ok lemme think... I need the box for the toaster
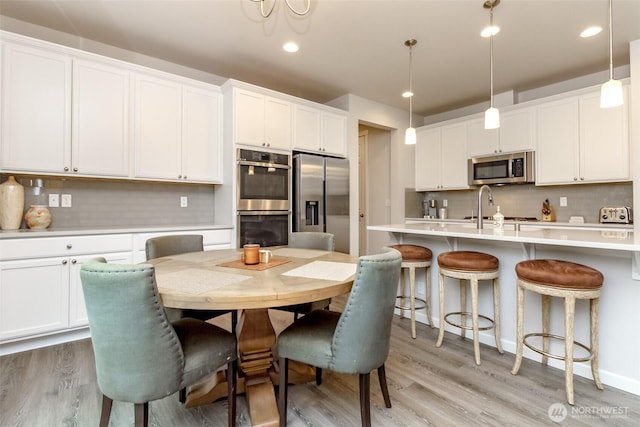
[599,206,632,224]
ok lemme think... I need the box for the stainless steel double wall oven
[236,149,290,247]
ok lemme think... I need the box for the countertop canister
[0,176,25,230]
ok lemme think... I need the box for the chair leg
[436,272,446,347]
[511,281,525,375]
[134,402,148,427]
[542,294,551,366]
[179,387,186,403]
[315,367,323,385]
[409,266,417,339]
[278,357,289,427]
[590,297,604,390]
[425,265,433,328]
[359,373,371,427]
[99,395,113,427]
[471,277,481,365]
[377,364,392,408]
[564,295,576,405]
[227,359,237,427]
[459,279,467,339]
[492,276,504,354]
[231,310,238,335]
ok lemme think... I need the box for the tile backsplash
[4,175,217,229]
[407,182,633,223]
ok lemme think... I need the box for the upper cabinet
[415,122,469,191]
[467,107,535,157]
[232,88,291,151]
[1,42,130,178]
[293,104,347,157]
[134,72,223,183]
[536,86,629,185]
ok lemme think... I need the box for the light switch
[48,194,59,208]
[560,197,567,207]
[180,196,188,207]
[61,194,72,207]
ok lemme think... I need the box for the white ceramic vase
[0,176,25,230]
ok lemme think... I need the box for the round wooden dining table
[149,247,358,427]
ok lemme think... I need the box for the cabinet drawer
[1,234,132,260]
[133,229,232,251]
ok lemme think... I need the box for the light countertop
[369,222,640,252]
[0,224,233,239]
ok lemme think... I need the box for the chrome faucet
[477,185,494,229]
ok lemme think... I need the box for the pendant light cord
[489,5,495,108]
[608,0,614,80]
[409,43,413,128]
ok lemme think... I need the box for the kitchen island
[368,222,640,396]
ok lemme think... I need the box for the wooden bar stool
[511,259,604,405]
[436,251,503,365]
[389,244,433,338]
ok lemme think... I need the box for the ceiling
[1,0,639,116]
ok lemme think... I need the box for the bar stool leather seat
[511,259,604,405]
[389,244,433,338]
[436,251,503,365]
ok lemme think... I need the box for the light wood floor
[2,299,639,426]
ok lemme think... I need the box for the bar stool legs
[397,260,432,338]
[511,267,604,406]
[436,265,503,366]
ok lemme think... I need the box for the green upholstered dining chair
[145,234,237,332]
[80,259,238,427]
[276,232,336,320]
[277,247,402,427]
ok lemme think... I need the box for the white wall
[630,39,640,240]
[327,95,418,255]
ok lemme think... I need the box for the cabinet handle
[178,175,182,179]
[71,259,77,264]
[580,177,584,181]
[62,259,68,265]
[66,244,72,249]
[64,166,69,172]
[574,177,578,181]
[183,175,187,180]
[73,167,78,172]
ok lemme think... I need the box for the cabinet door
[415,128,441,191]
[536,98,579,185]
[499,108,535,154]
[579,89,629,183]
[0,257,69,340]
[1,42,71,173]
[293,105,322,153]
[234,89,265,146]
[265,97,291,150]
[466,117,498,157]
[182,85,223,183]
[69,252,132,328]
[321,112,347,157]
[440,123,469,189]
[72,59,130,177]
[134,73,182,180]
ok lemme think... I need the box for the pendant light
[404,39,417,145]
[483,0,500,129]
[600,0,623,108]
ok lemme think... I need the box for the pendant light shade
[600,0,623,108]
[483,0,500,129]
[404,39,417,145]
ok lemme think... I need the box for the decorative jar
[25,205,52,229]
[0,176,25,230]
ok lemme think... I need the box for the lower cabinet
[0,235,132,341]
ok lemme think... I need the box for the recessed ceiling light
[402,91,413,98]
[283,42,299,53]
[481,25,500,38]
[580,26,602,38]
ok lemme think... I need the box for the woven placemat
[217,257,291,271]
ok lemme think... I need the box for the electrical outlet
[443,199,448,207]
[61,194,72,207]
[180,196,188,208]
[48,194,59,208]
[560,196,568,207]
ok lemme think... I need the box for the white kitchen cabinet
[536,87,629,185]
[1,41,131,178]
[233,88,291,151]
[293,104,347,157]
[132,228,233,263]
[72,59,130,177]
[467,108,535,157]
[1,42,71,173]
[416,122,469,191]
[0,234,132,341]
[134,72,223,183]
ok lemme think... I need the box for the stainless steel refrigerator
[292,153,349,253]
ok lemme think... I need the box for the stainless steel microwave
[468,151,535,185]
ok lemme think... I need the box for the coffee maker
[423,199,438,218]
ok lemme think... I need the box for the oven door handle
[237,160,290,169]
[237,210,292,216]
